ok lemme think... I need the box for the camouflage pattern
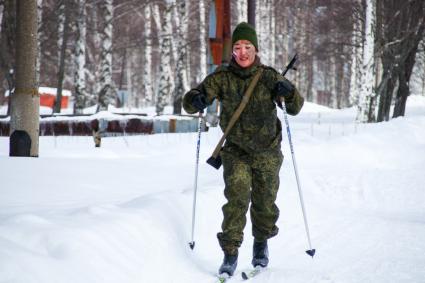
[183,57,304,255]
[183,57,304,154]
[217,145,283,255]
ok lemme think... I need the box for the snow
[1,96,425,283]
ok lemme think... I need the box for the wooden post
[169,118,177,133]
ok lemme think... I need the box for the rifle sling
[211,68,264,158]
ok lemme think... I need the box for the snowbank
[0,97,424,283]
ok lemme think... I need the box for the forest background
[0,0,424,122]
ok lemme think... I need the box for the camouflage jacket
[183,57,304,153]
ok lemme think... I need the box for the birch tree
[257,0,274,66]
[275,3,289,72]
[293,3,305,92]
[85,2,101,106]
[349,1,364,107]
[98,0,116,111]
[357,0,376,122]
[198,0,207,81]
[126,50,135,107]
[57,1,64,63]
[74,0,88,114]
[411,40,425,96]
[143,4,153,106]
[156,2,173,115]
[171,3,179,67]
[237,0,247,24]
[152,3,161,106]
[304,0,315,103]
[173,0,189,114]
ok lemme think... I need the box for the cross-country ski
[241,266,266,280]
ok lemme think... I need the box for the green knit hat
[232,22,258,51]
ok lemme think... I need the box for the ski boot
[252,240,269,268]
[218,252,238,277]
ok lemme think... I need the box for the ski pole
[281,102,316,258]
[280,53,315,257]
[189,111,203,250]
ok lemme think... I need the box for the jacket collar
[228,56,262,79]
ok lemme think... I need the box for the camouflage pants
[217,145,283,255]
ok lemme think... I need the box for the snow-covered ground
[1,97,424,283]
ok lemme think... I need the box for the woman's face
[232,40,257,68]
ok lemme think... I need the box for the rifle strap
[211,68,264,158]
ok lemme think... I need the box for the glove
[274,80,295,99]
[191,92,208,112]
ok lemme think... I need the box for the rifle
[206,54,298,169]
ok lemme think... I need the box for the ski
[216,272,231,283]
[241,266,266,280]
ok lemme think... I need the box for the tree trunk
[90,3,102,105]
[156,3,173,115]
[173,0,189,115]
[57,1,65,62]
[74,0,88,114]
[236,0,247,24]
[376,0,425,120]
[10,0,39,157]
[0,0,16,70]
[357,0,376,122]
[143,4,153,106]
[36,0,43,85]
[257,0,271,65]
[393,69,409,118]
[305,0,314,102]
[53,0,70,114]
[376,71,396,122]
[393,37,423,117]
[375,0,395,122]
[0,0,16,113]
[349,0,363,107]
[336,47,344,109]
[248,0,255,27]
[329,55,337,108]
[393,3,425,118]
[198,0,207,81]
[98,0,115,111]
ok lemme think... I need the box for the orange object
[39,93,69,108]
[209,0,231,65]
[38,87,71,109]
[4,87,72,109]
